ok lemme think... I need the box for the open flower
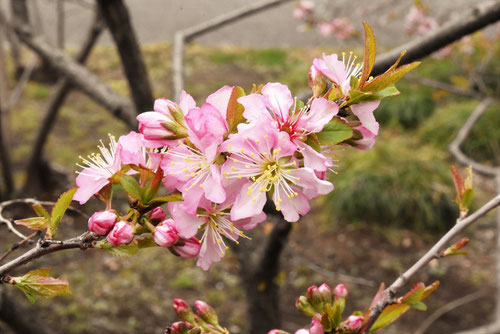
[161,89,231,214]
[238,82,339,171]
[73,134,121,204]
[312,52,362,96]
[222,124,333,222]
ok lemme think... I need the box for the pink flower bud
[306,285,323,309]
[318,283,332,304]
[173,299,194,322]
[154,219,179,247]
[310,318,325,334]
[88,210,117,235]
[107,221,134,246]
[308,65,327,98]
[345,315,364,330]
[194,300,218,325]
[150,207,167,222]
[173,237,201,258]
[170,321,192,334]
[268,330,290,334]
[333,284,348,299]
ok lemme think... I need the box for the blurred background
[0,0,499,333]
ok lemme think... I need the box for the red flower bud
[150,207,167,222]
[173,237,201,258]
[194,300,218,325]
[318,283,332,304]
[345,315,364,330]
[333,283,348,299]
[154,219,179,247]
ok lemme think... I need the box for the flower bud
[154,220,179,247]
[296,295,316,317]
[333,284,348,299]
[107,221,134,246]
[173,237,201,258]
[268,330,290,334]
[188,328,201,334]
[308,64,327,98]
[318,283,332,304]
[150,207,167,223]
[310,318,325,334]
[88,210,117,235]
[194,300,218,326]
[345,315,364,330]
[170,321,191,334]
[173,299,195,323]
[306,285,324,311]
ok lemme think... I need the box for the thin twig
[0,231,97,276]
[0,231,39,263]
[449,98,499,177]
[415,290,485,334]
[361,194,500,333]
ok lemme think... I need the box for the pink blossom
[136,91,195,148]
[117,131,147,166]
[154,219,179,247]
[333,283,348,298]
[345,315,364,330]
[173,237,201,258]
[107,221,134,246]
[317,22,334,37]
[294,318,324,334]
[88,210,117,235]
[161,89,231,214]
[150,207,167,222]
[169,189,266,270]
[351,100,381,136]
[312,52,362,96]
[238,82,338,171]
[73,135,121,204]
[352,125,377,151]
[222,124,333,222]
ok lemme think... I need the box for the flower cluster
[73,23,416,271]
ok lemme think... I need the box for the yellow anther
[237,174,242,179]
[171,162,175,166]
[199,184,204,188]
[252,197,257,202]
[231,167,236,171]
[248,186,253,191]
[233,159,238,163]
[264,135,268,139]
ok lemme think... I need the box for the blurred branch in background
[172,0,294,100]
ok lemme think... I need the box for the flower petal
[350,100,381,135]
[296,141,333,172]
[262,82,294,123]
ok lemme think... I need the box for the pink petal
[298,97,339,132]
[238,94,272,123]
[203,165,226,204]
[296,141,333,172]
[73,171,109,204]
[179,90,196,114]
[169,202,205,239]
[275,188,310,222]
[154,98,176,117]
[230,182,267,221]
[206,86,233,119]
[197,227,224,271]
[350,100,381,135]
[262,82,294,123]
[290,167,334,199]
[319,53,348,85]
[118,132,146,166]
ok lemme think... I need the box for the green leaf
[304,134,321,152]
[359,22,376,90]
[411,302,427,311]
[363,62,420,93]
[400,283,425,305]
[317,117,353,145]
[226,86,246,134]
[461,188,474,212]
[369,304,411,332]
[14,217,49,230]
[143,168,164,204]
[47,188,77,239]
[94,239,139,257]
[120,175,144,201]
[33,204,50,219]
[148,192,183,205]
[11,269,72,303]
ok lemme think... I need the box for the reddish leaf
[359,22,376,90]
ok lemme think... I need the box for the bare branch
[97,0,154,113]
[449,98,499,177]
[415,290,485,334]
[0,9,137,128]
[361,194,500,333]
[372,0,500,76]
[172,0,293,99]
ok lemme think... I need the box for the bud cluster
[168,299,228,334]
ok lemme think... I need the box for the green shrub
[376,84,434,129]
[328,133,457,232]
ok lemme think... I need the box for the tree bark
[97,0,154,114]
[22,11,106,196]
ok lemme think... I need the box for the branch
[361,194,500,333]
[406,74,483,99]
[0,24,13,199]
[172,0,293,99]
[97,0,154,114]
[0,231,97,276]
[449,98,499,177]
[23,9,105,193]
[0,9,137,129]
[372,0,500,76]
